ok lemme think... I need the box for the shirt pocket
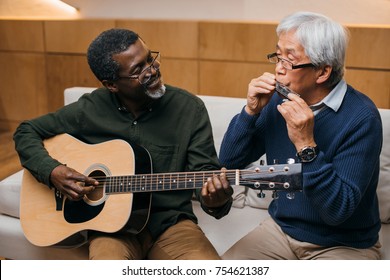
[144,143,180,173]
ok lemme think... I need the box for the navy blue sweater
[219,85,382,248]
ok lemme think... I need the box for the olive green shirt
[14,85,224,238]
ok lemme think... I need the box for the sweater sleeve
[14,118,64,187]
[219,106,265,169]
[302,109,382,226]
[13,103,81,187]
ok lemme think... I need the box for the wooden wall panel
[199,61,275,98]
[345,68,390,109]
[0,19,388,137]
[199,21,278,62]
[346,25,390,69]
[44,20,116,54]
[160,58,198,94]
[0,52,46,127]
[0,120,14,133]
[46,54,101,112]
[116,20,198,59]
[0,20,45,52]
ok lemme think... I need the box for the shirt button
[133,121,137,125]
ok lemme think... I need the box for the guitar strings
[89,170,285,183]
[85,170,290,192]
[89,169,286,180]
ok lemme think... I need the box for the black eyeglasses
[118,51,160,85]
[267,53,315,70]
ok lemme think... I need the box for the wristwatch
[297,146,319,162]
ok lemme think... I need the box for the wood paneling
[160,58,198,94]
[116,20,199,59]
[0,131,21,181]
[46,54,101,112]
[117,20,199,94]
[199,21,278,62]
[0,20,44,52]
[0,19,389,137]
[346,26,390,69]
[0,52,46,123]
[44,20,116,54]
[199,61,275,98]
[345,68,390,109]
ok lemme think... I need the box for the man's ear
[102,80,118,93]
[316,65,332,85]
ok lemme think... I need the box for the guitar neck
[103,170,232,194]
[100,163,302,194]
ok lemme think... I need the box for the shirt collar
[310,79,347,115]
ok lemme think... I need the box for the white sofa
[0,87,389,260]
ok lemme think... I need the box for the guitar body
[20,134,303,248]
[20,134,152,247]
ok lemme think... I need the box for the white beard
[145,84,166,100]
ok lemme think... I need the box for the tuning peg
[272,190,279,199]
[287,158,295,164]
[257,190,266,198]
[286,192,295,200]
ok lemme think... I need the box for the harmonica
[275,81,300,100]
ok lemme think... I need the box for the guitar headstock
[238,163,302,192]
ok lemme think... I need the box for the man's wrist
[244,105,259,116]
[200,197,233,219]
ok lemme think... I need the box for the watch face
[299,146,317,162]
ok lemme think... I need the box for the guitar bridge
[55,189,63,211]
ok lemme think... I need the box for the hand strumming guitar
[50,165,99,201]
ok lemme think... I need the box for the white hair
[277,12,349,88]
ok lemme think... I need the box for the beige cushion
[64,87,97,105]
[0,170,23,218]
[194,95,247,209]
[231,185,246,208]
[378,109,390,223]
[198,95,246,154]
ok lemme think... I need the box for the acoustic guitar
[20,134,302,247]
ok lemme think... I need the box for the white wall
[1,0,390,25]
[0,0,79,19]
[64,0,390,25]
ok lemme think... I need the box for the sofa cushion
[64,87,97,105]
[193,95,248,209]
[0,170,23,218]
[231,185,246,208]
[198,95,246,155]
[378,109,390,223]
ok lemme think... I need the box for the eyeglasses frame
[117,51,161,85]
[267,52,315,70]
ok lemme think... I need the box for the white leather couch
[0,87,389,259]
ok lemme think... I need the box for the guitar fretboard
[102,171,235,193]
[93,166,300,194]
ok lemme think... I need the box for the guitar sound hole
[63,170,106,224]
[85,170,106,203]
[64,196,104,224]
